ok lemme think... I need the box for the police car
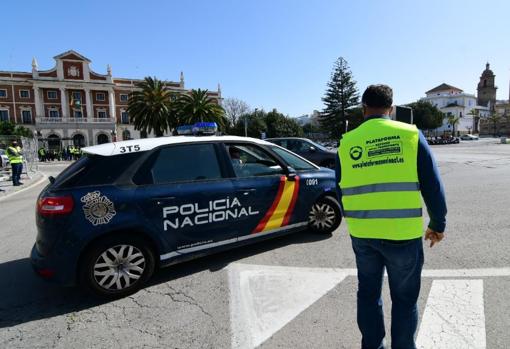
[31,136,342,297]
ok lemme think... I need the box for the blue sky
[2,0,509,117]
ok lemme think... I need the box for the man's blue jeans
[351,236,424,349]
[11,163,22,185]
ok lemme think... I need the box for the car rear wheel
[308,196,342,234]
[79,235,155,298]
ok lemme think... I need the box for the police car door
[134,143,236,254]
[225,143,296,239]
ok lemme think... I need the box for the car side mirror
[286,166,297,181]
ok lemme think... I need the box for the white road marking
[416,279,486,349]
[229,263,348,349]
[228,264,509,349]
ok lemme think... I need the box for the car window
[56,153,141,188]
[270,146,318,171]
[150,143,222,184]
[226,143,283,177]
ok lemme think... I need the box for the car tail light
[37,196,74,216]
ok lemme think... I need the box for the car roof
[266,137,310,141]
[82,136,273,156]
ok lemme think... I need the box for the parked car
[31,136,342,297]
[265,137,337,168]
[0,149,9,168]
[460,134,479,141]
[426,136,459,145]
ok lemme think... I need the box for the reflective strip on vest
[344,208,422,219]
[341,182,420,196]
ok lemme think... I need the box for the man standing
[336,85,447,349]
[6,140,23,186]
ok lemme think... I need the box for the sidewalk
[0,170,45,199]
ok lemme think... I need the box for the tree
[264,109,304,138]
[176,89,226,130]
[230,111,267,138]
[486,112,502,137]
[127,76,176,137]
[320,57,359,139]
[345,107,364,131]
[447,114,460,136]
[223,98,250,128]
[0,121,33,138]
[406,101,444,131]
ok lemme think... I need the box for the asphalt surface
[0,139,509,348]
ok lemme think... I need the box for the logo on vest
[349,146,363,160]
[81,191,116,226]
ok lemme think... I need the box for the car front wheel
[308,196,342,234]
[79,235,155,298]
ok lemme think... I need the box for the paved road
[0,139,509,348]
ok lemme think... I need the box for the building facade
[0,50,221,148]
[422,83,489,134]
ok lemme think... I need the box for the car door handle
[151,196,176,204]
[236,188,256,195]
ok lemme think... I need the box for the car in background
[460,134,479,141]
[0,149,9,168]
[265,137,337,168]
[31,136,342,297]
[426,136,460,145]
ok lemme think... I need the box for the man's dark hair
[362,84,393,108]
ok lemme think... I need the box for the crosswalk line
[228,263,348,349]
[416,279,486,349]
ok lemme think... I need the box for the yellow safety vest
[7,146,23,164]
[338,118,423,240]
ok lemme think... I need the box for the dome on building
[481,63,494,77]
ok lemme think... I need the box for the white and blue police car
[31,136,342,297]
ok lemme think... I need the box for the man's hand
[424,228,444,248]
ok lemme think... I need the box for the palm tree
[176,89,226,129]
[486,112,502,137]
[447,114,460,136]
[127,77,177,137]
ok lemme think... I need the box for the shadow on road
[0,229,331,328]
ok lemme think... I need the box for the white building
[421,83,489,134]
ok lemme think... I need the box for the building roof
[425,83,463,94]
[53,50,91,62]
[83,136,271,156]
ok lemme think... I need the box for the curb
[0,173,47,202]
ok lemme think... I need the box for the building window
[97,110,107,118]
[20,90,30,98]
[96,92,106,101]
[0,89,7,98]
[22,110,32,124]
[49,109,59,118]
[120,94,129,102]
[122,129,131,140]
[74,110,83,118]
[72,91,82,101]
[0,109,8,121]
[121,111,129,124]
[47,91,58,99]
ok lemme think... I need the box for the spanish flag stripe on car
[253,176,300,233]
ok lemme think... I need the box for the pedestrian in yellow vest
[336,85,447,349]
[6,140,23,186]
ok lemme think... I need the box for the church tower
[477,63,497,110]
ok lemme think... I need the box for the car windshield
[306,139,330,152]
[270,145,317,171]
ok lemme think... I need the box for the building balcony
[36,116,116,124]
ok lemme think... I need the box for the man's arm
[417,132,447,233]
